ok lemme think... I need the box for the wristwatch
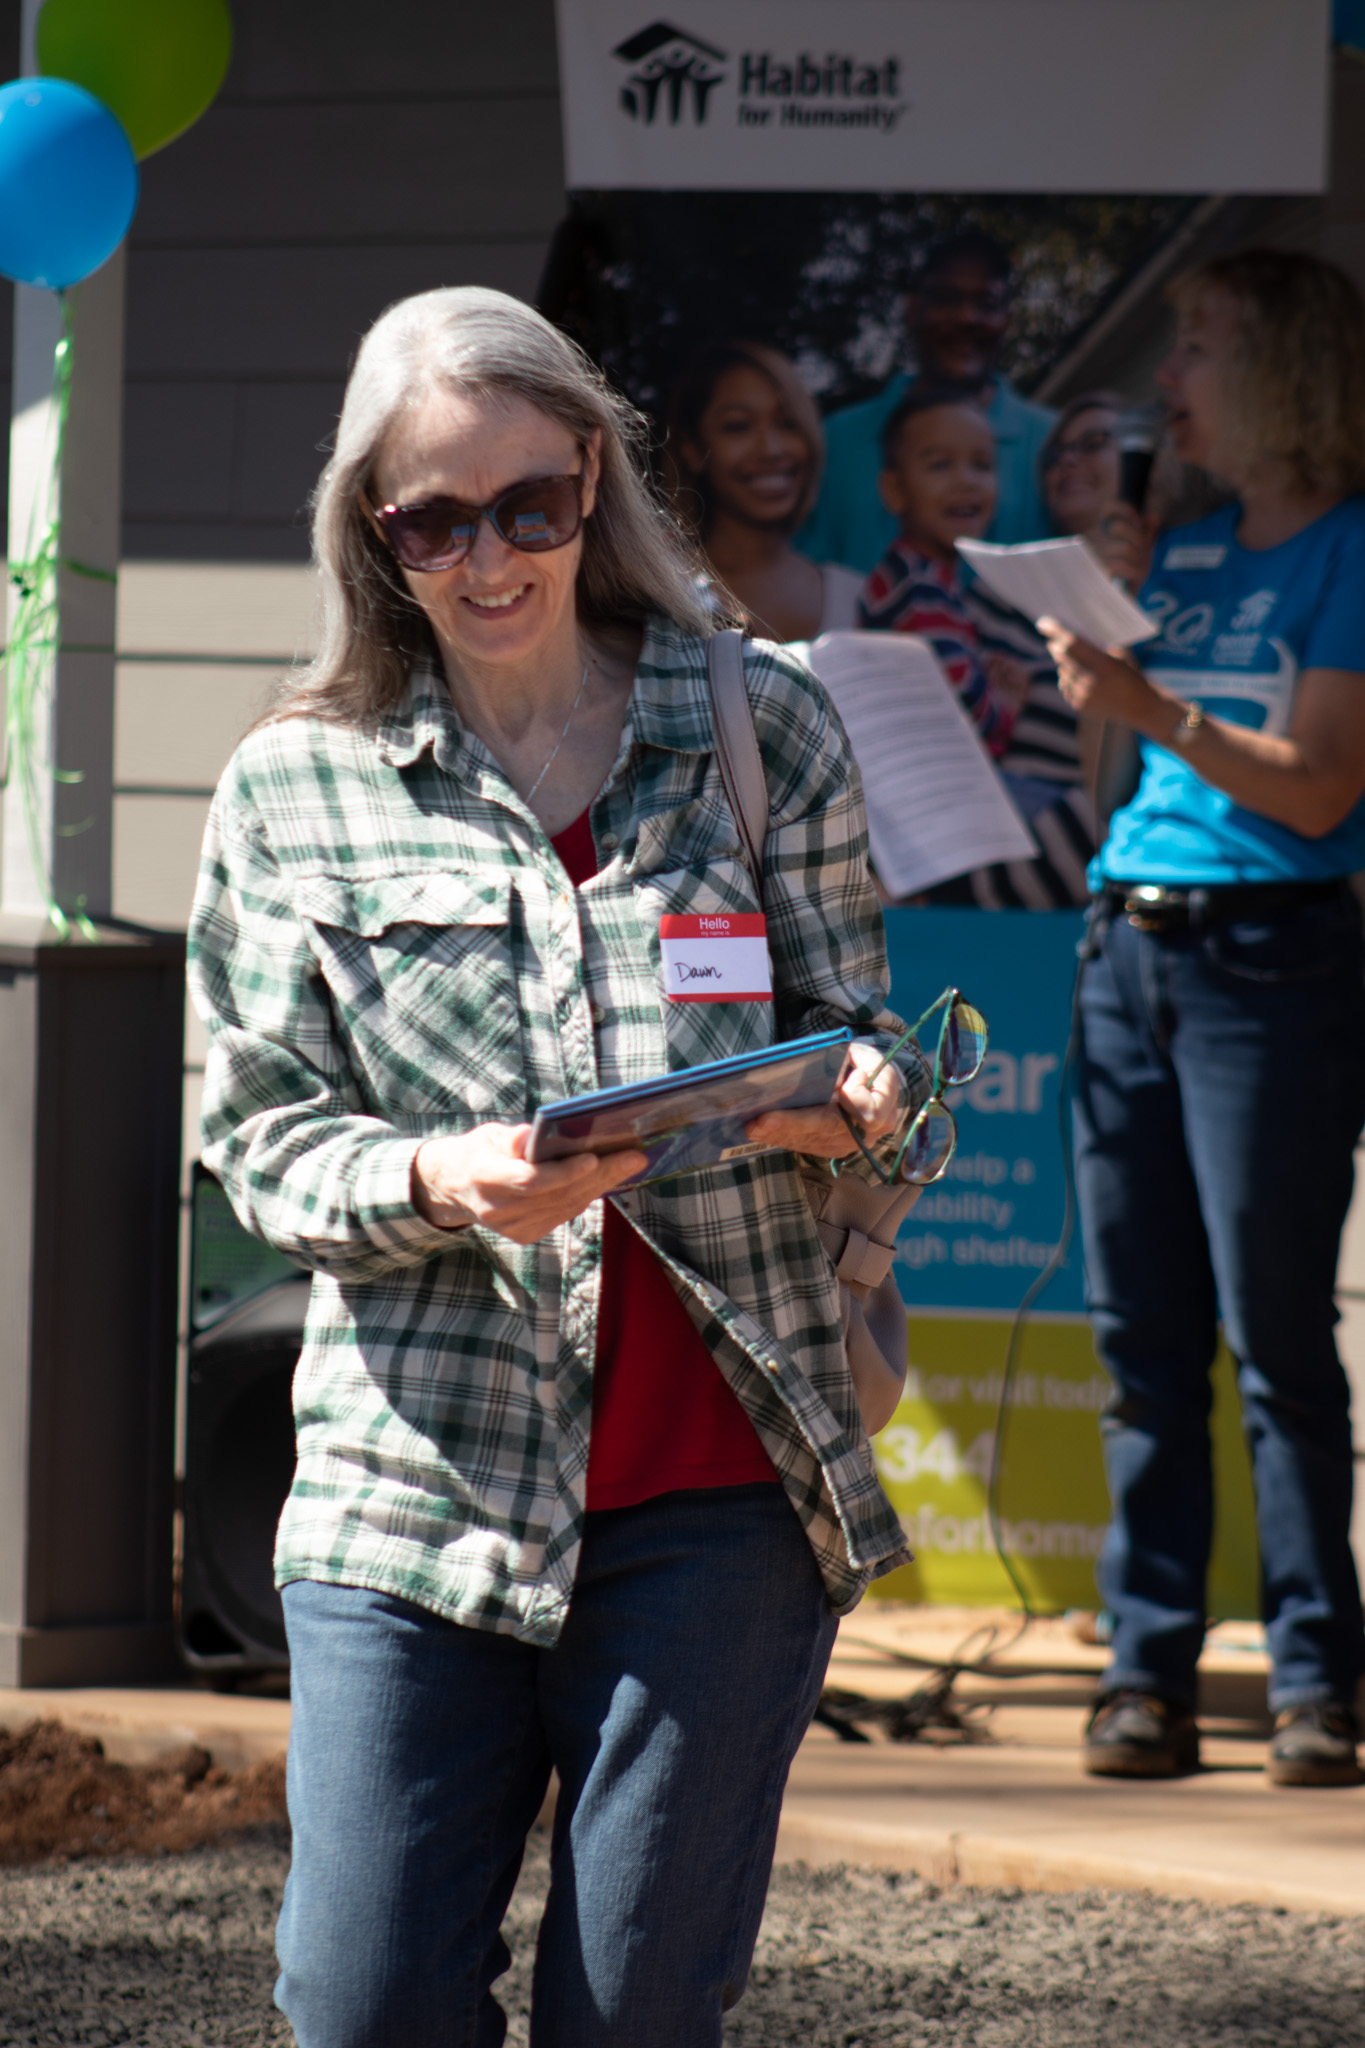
[1169,701,1206,750]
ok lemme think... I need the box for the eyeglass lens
[938,998,988,1088]
[901,1099,958,1184]
[1045,428,1116,469]
[381,475,583,572]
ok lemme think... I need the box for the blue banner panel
[882,907,1087,1314]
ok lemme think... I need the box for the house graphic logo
[613,21,727,125]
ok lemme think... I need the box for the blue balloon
[0,77,138,290]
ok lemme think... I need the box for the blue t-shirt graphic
[1099,497,1365,885]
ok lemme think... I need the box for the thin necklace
[523,662,589,807]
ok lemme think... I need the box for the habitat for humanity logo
[611,21,903,135]
[738,47,903,130]
[613,22,726,125]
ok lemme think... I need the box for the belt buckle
[1124,885,1171,932]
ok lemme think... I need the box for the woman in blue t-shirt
[1041,249,1365,1788]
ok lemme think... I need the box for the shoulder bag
[705,628,921,1437]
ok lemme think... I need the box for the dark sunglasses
[834,987,989,1187]
[369,469,586,573]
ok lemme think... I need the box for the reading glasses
[835,986,988,1187]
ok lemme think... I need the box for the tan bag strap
[705,625,913,1441]
[705,629,769,883]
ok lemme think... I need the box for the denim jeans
[1073,887,1365,1714]
[275,1483,836,2048]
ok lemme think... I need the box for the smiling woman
[666,339,862,641]
[185,285,930,2048]
[362,391,623,831]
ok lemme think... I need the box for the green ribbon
[3,292,115,942]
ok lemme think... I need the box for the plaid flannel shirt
[188,614,915,1644]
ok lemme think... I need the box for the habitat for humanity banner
[555,0,1327,194]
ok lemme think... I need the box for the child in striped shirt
[858,388,1096,904]
[857,389,1030,755]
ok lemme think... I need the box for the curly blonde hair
[274,287,715,726]
[1170,249,1365,497]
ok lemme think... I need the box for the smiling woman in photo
[667,339,862,642]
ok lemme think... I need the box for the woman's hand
[744,1041,904,1161]
[1085,501,1155,592]
[1040,620,1365,838]
[1038,619,1179,738]
[413,1124,647,1244]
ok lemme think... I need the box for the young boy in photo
[858,389,1031,755]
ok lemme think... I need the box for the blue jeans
[275,1484,836,2048]
[1073,888,1365,1714]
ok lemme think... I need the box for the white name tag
[1164,544,1227,570]
[659,913,773,1002]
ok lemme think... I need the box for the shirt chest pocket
[291,870,525,1123]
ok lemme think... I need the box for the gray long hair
[276,287,716,724]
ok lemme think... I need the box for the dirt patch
[0,1720,287,1867]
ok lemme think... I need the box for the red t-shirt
[550,809,777,1511]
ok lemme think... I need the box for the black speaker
[179,1167,308,1680]
[180,1273,309,1675]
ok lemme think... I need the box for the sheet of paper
[957,536,1157,646]
[805,632,1036,899]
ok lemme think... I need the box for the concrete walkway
[3,1606,1363,1915]
[783,1606,1365,1915]
[0,1679,289,1772]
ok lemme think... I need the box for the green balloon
[37,0,232,160]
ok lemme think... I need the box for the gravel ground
[3,1829,1365,2046]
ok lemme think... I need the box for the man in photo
[799,229,1055,574]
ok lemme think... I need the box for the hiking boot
[1267,1703,1361,1787]
[1082,1690,1200,1778]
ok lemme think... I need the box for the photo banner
[555,0,1328,195]
[545,0,1316,1613]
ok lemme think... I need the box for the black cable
[819,904,1110,1740]
[982,909,1097,1639]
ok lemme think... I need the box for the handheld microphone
[1118,406,1160,513]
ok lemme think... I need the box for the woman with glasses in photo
[1040,392,1124,540]
[1040,249,1365,1789]
[1041,390,1231,586]
[187,285,933,2048]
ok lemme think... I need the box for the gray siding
[122,0,565,561]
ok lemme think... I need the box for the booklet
[526,1028,853,1189]
[956,536,1157,646]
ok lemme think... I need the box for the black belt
[1097,878,1345,932]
